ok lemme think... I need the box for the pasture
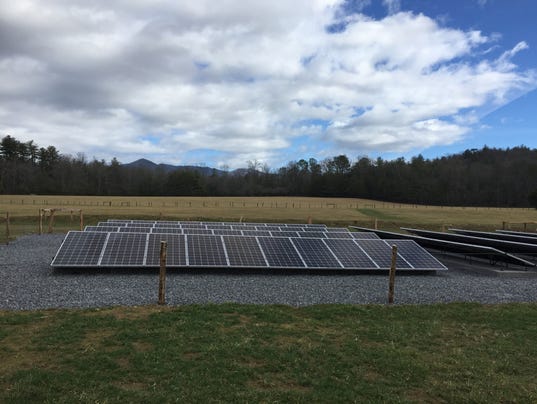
[1,195,536,242]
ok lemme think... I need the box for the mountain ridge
[122,158,247,176]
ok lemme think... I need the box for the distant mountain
[122,158,245,176]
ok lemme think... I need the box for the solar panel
[52,221,448,271]
[119,226,152,233]
[357,240,412,269]
[207,224,232,230]
[324,232,353,239]
[98,221,127,227]
[257,237,305,268]
[232,225,257,231]
[182,228,213,235]
[393,240,447,270]
[241,230,271,237]
[262,226,282,231]
[298,231,326,238]
[187,235,228,266]
[125,222,154,227]
[351,226,532,268]
[152,227,183,234]
[213,229,243,236]
[100,233,147,266]
[351,232,380,239]
[291,238,342,268]
[146,234,186,266]
[51,231,108,266]
[85,225,119,232]
[270,231,299,238]
[324,227,350,232]
[323,239,377,268]
[223,236,268,267]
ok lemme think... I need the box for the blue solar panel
[146,234,186,266]
[51,231,108,267]
[100,233,147,266]
[323,239,377,268]
[187,235,228,266]
[223,236,267,267]
[291,238,342,268]
[257,237,305,268]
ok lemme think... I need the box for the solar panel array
[51,219,446,271]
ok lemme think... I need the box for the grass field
[1,195,536,242]
[1,303,537,402]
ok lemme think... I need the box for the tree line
[1,134,537,207]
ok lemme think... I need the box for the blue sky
[0,0,535,169]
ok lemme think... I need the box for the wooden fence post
[374,218,378,230]
[48,209,55,233]
[5,212,10,244]
[158,241,167,305]
[39,209,43,235]
[79,210,84,231]
[388,245,398,304]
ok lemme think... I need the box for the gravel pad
[1,234,537,310]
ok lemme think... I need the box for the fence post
[39,209,43,235]
[388,245,398,304]
[79,210,84,231]
[5,212,10,244]
[158,241,167,305]
[374,218,378,230]
[48,209,56,233]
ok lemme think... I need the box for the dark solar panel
[182,228,214,235]
[324,227,350,232]
[85,225,119,232]
[262,226,282,231]
[298,231,326,238]
[146,234,186,266]
[231,225,257,231]
[323,239,377,268]
[119,226,152,233]
[98,221,126,227]
[241,230,271,237]
[213,229,243,236]
[291,238,342,268]
[206,224,232,230]
[357,240,412,269]
[257,237,305,268]
[100,233,147,266]
[51,231,108,267]
[52,221,447,271]
[324,232,352,239]
[393,240,446,270]
[271,231,299,238]
[152,227,184,234]
[351,232,380,239]
[223,236,267,267]
[126,222,154,227]
[187,235,228,266]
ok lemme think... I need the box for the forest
[1,134,537,207]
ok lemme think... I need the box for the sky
[0,0,535,169]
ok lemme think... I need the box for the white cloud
[0,0,534,168]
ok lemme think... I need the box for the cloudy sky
[1,0,535,168]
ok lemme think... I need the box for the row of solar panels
[352,227,536,267]
[86,225,375,239]
[106,219,328,229]
[100,220,345,233]
[51,231,447,270]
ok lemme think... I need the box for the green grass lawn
[2,303,537,403]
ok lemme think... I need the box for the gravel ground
[1,234,537,310]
